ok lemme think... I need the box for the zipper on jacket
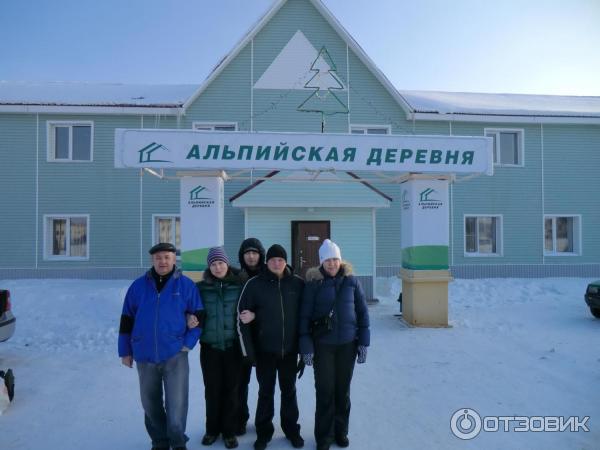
[155,292,160,362]
[218,281,224,350]
[279,278,285,357]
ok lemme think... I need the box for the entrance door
[291,221,330,279]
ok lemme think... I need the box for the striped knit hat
[207,247,229,266]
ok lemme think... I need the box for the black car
[584,281,600,319]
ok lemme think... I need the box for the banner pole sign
[400,177,449,270]
[116,129,493,176]
[180,177,224,273]
[400,175,452,327]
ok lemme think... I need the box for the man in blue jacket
[119,242,204,450]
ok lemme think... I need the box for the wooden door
[291,221,330,278]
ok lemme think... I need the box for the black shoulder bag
[310,277,344,338]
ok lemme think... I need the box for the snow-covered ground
[0,277,598,450]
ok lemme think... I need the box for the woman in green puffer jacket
[194,247,244,449]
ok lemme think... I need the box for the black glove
[302,353,314,366]
[296,357,305,379]
[357,346,367,364]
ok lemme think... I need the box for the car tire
[590,307,600,319]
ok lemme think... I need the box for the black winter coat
[237,266,304,362]
[299,263,370,355]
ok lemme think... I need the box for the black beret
[149,242,177,255]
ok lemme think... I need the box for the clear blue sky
[1,0,599,96]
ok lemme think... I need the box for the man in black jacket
[237,244,305,450]
[236,237,266,436]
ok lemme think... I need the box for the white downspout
[346,44,350,132]
[449,120,454,268]
[251,39,254,132]
[35,113,39,268]
[372,208,377,300]
[140,115,144,268]
[541,122,545,265]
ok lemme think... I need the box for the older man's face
[152,251,176,276]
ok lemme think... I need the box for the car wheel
[590,307,600,319]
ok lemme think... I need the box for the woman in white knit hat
[298,239,370,450]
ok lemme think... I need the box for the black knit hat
[266,244,287,262]
[149,242,176,255]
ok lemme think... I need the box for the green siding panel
[0,115,37,267]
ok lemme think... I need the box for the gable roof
[182,0,413,115]
[230,170,391,208]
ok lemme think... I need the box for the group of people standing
[118,237,371,450]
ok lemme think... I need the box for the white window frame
[543,214,581,256]
[152,214,181,259]
[349,124,391,134]
[43,214,90,261]
[192,122,238,131]
[484,128,524,167]
[464,214,503,257]
[47,121,94,162]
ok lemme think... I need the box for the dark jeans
[137,351,190,449]
[313,341,356,446]
[238,362,253,427]
[200,343,242,437]
[255,352,300,440]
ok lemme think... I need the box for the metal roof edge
[409,112,600,125]
[0,104,183,115]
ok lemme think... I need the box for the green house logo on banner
[137,142,173,164]
[189,185,211,201]
[419,188,439,202]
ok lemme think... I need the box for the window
[484,128,524,166]
[464,215,502,256]
[350,125,390,135]
[47,121,93,161]
[544,215,581,255]
[193,122,237,131]
[44,215,89,260]
[153,215,181,257]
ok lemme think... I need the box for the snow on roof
[400,90,600,118]
[0,81,198,107]
[1,83,600,118]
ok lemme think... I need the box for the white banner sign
[180,177,224,272]
[400,178,449,270]
[115,129,493,175]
